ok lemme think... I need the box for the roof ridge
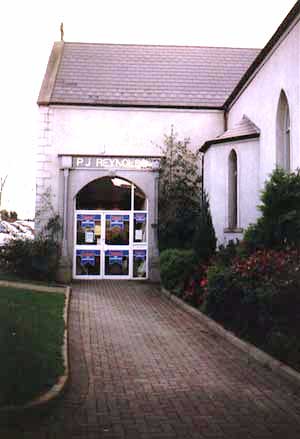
[61,40,260,51]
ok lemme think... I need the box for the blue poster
[81,255,95,266]
[110,216,124,231]
[77,214,101,228]
[106,250,128,265]
[77,250,100,258]
[134,213,146,223]
[134,250,147,260]
[77,250,100,266]
[81,220,95,228]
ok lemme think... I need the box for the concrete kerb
[160,287,300,389]
[0,281,71,422]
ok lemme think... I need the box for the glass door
[74,177,149,280]
[103,213,131,278]
[74,213,102,278]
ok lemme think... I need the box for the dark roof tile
[39,42,259,108]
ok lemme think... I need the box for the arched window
[276,90,291,171]
[228,149,238,229]
[76,176,146,210]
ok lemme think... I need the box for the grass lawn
[0,286,65,407]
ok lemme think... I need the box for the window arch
[276,90,291,171]
[76,176,147,211]
[228,149,238,229]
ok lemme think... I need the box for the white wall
[228,18,300,188]
[203,16,300,244]
[36,105,224,215]
[52,105,224,156]
[204,139,260,244]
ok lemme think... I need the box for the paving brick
[2,280,300,438]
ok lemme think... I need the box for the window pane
[133,250,147,278]
[76,177,131,210]
[105,250,129,275]
[105,215,129,245]
[134,213,147,242]
[134,186,146,210]
[76,214,101,245]
[76,250,100,275]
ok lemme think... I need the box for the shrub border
[161,287,300,389]
[0,281,71,421]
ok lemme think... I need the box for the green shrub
[202,246,300,344]
[214,239,240,267]
[160,248,197,292]
[244,168,300,250]
[265,331,300,366]
[192,191,217,261]
[0,237,61,281]
[158,129,204,252]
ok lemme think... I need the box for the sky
[0,0,297,219]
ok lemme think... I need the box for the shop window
[105,250,129,275]
[276,90,291,171]
[134,186,146,210]
[105,214,130,245]
[134,213,147,242]
[76,250,100,276]
[133,250,147,278]
[76,214,101,245]
[228,149,238,229]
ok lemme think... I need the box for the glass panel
[105,250,129,276]
[77,214,101,245]
[134,213,147,242]
[133,250,147,278]
[76,177,131,210]
[134,186,146,210]
[76,250,100,276]
[105,215,129,245]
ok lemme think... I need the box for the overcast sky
[0,0,296,219]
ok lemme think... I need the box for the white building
[36,1,300,282]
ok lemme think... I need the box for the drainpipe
[224,106,228,132]
[60,156,72,258]
[62,168,69,257]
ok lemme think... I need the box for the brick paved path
[2,280,300,438]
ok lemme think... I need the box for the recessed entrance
[74,177,148,279]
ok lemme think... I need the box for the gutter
[200,132,260,154]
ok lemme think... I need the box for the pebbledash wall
[36,105,224,282]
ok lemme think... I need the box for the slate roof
[38,42,259,108]
[200,115,260,152]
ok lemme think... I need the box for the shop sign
[73,156,160,171]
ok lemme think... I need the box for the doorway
[73,177,148,279]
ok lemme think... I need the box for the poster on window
[76,249,101,276]
[77,250,100,265]
[107,250,128,265]
[134,250,147,260]
[134,213,146,223]
[109,215,124,232]
[133,250,147,278]
[81,219,95,228]
[85,231,94,243]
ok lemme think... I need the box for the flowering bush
[200,247,300,369]
[232,247,300,283]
